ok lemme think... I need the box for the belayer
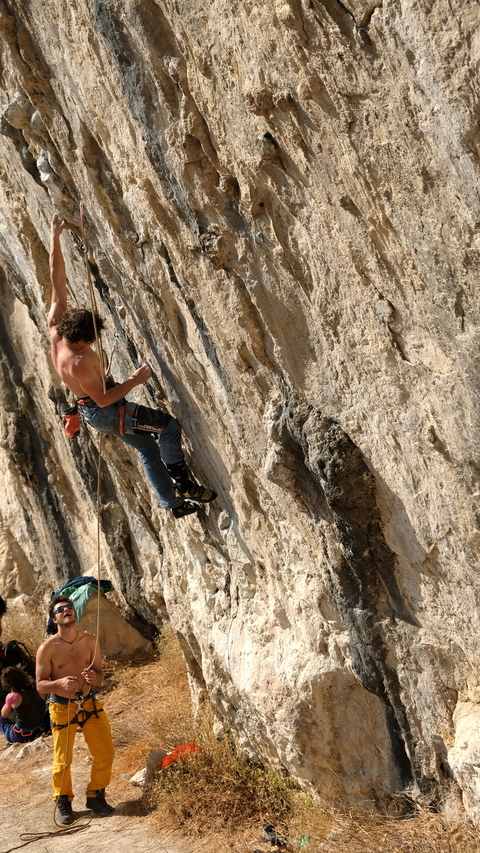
[48,213,216,518]
[36,596,115,823]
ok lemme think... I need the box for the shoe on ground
[178,483,217,503]
[171,500,198,519]
[86,788,115,817]
[56,795,74,825]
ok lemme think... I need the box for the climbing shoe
[178,484,217,503]
[56,795,74,825]
[86,788,115,817]
[171,500,198,519]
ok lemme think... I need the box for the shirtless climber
[47,213,216,518]
[36,596,115,824]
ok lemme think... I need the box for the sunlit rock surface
[0,0,479,815]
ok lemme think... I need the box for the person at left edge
[0,667,47,743]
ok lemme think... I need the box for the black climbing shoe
[171,500,198,519]
[166,460,192,493]
[178,484,217,503]
[56,795,74,825]
[86,788,115,817]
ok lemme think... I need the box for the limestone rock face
[0,0,479,815]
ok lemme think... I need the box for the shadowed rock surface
[0,0,479,817]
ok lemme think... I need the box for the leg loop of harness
[132,405,171,436]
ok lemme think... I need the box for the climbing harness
[49,690,102,732]
[11,722,46,739]
[74,689,84,716]
[75,396,168,438]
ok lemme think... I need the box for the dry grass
[283,798,480,852]
[150,716,297,835]
[1,606,47,654]
[101,629,194,807]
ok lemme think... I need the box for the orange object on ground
[161,743,201,769]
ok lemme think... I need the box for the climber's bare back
[50,331,103,399]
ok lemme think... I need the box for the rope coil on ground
[0,822,91,853]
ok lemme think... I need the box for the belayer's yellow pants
[49,698,115,800]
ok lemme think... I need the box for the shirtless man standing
[48,213,216,518]
[36,596,115,824]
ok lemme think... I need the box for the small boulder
[78,595,150,658]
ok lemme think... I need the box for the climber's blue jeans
[79,402,184,510]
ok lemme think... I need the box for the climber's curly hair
[56,308,105,344]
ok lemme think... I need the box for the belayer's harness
[49,689,102,730]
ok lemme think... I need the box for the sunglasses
[54,604,74,614]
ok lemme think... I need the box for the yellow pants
[50,698,115,801]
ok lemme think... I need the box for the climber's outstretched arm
[48,213,68,331]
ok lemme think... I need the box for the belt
[76,396,96,408]
[48,691,93,705]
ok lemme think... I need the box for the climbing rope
[79,202,107,397]
[2,696,92,851]
[48,204,105,834]
[79,202,106,668]
[5,207,111,850]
